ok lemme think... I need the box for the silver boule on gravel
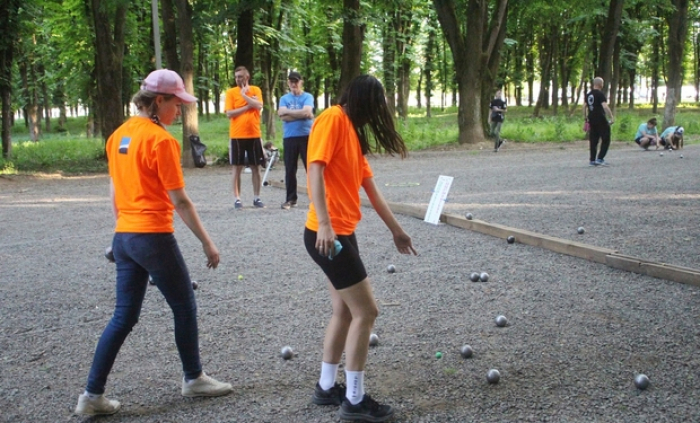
[460,344,473,358]
[465,213,473,220]
[470,272,480,282]
[191,280,198,290]
[487,369,501,384]
[495,315,508,327]
[479,272,489,282]
[280,346,294,360]
[387,264,396,274]
[577,227,585,234]
[634,374,650,390]
[369,333,379,347]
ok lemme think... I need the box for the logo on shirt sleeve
[119,136,131,154]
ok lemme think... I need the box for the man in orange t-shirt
[225,66,265,209]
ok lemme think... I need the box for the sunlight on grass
[3,103,698,174]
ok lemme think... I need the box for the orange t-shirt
[305,105,373,235]
[225,85,263,139]
[106,117,185,233]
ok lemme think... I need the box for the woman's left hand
[393,231,417,255]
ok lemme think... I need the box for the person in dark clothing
[584,77,614,166]
[489,89,507,152]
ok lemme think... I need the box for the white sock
[345,370,365,405]
[83,390,100,400]
[319,362,340,390]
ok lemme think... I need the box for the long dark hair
[339,75,408,158]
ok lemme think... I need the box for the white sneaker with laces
[74,393,121,415]
[181,372,233,397]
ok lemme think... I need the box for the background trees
[1,0,699,162]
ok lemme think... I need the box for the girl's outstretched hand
[393,231,417,255]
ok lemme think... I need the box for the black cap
[288,71,302,81]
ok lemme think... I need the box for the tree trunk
[424,9,437,118]
[235,9,254,71]
[175,0,198,168]
[337,0,363,100]
[90,0,127,143]
[434,0,508,144]
[161,0,181,71]
[596,0,624,92]
[382,16,396,116]
[0,0,20,158]
[663,0,689,129]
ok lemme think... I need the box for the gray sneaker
[182,372,233,397]
[234,199,243,209]
[75,393,121,416]
[253,199,265,208]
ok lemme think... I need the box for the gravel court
[0,143,698,422]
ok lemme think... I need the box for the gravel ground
[0,141,699,423]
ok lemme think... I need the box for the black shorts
[229,138,265,166]
[304,227,367,290]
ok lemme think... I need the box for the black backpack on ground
[189,135,207,168]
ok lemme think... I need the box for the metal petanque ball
[634,374,650,390]
[680,154,684,158]
[280,346,294,360]
[660,152,664,156]
[148,275,156,285]
[369,333,379,347]
[487,369,501,384]
[469,272,480,282]
[263,181,269,186]
[495,315,508,327]
[577,227,585,235]
[479,272,489,282]
[465,213,473,220]
[387,264,396,274]
[507,236,515,244]
[191,281,198,290]
[460,345,473,358]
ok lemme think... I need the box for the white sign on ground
[424,175,454,225]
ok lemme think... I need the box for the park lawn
[2,104,699,175]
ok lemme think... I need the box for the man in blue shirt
[278,71,314,209]
[634,118,659,150]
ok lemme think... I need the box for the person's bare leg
[233,165,243,198]
[335,278,378,371]
[251,165,261,197]
[323,281,352,364]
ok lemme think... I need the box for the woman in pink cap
[74,69,232,416]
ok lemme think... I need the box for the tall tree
[176,0,198,168]
[433,0,509,144]
[89,0,127,142]
[337,0,363,99]
[0,0,20,158]
[596,0,625,92]
[663,0,690,128]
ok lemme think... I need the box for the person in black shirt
[489,89,507,152]
[584,77,614,166]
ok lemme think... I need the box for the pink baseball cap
[141,69,198,103]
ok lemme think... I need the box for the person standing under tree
[278,71,314,210]
[489,89,507,152]
[74,69,232,416]
[304,75,417,422]
[584,77,614,166]
[225,66,265,209]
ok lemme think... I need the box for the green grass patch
[3,103,698,175]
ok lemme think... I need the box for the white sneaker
[181,372,233,397]
[74,393,121,415]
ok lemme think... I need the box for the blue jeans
[85,233,201,394]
